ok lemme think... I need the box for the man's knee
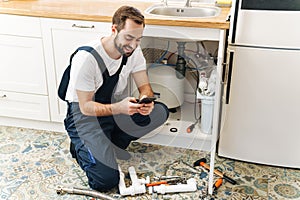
[86,165,120,191]
[153,102,169,121]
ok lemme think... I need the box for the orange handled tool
[193,158,237,185]
[146,181,168,187]
[186,121,198,133]
[213,178,223,190]
[186,123,195,133]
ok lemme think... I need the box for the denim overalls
[62,46,169,191]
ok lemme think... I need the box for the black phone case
[138,97,156,104]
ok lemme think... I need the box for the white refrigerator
[218,0,300,168]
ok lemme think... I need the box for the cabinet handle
[0,94,7,98]
[72,24,95,29]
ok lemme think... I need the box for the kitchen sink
[145,4,221,18]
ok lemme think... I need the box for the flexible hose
[56,186,115,200]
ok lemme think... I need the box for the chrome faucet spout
[185,0,192,7]
[162,0,168,6]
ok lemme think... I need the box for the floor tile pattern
[0,126,299,200]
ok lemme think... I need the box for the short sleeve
[73,52,100,92]
[131,46,147,73]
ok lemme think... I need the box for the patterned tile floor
[0,125,299,200]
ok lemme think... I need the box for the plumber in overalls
[63,6,169,192]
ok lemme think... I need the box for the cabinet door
[0,14,41,37]
[42,18,111,122]
[0,90,50,121]
[0,35,47,95]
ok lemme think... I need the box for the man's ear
[112,24,118,35]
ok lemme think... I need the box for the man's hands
[137,97,154,116]
[113,96,154,116]
[77,89,154,116]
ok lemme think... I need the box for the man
[63,6,169,192]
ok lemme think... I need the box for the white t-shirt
[65,39,146,102]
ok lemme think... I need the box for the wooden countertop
[0,0,230,29]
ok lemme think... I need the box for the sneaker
[114,148,132,160]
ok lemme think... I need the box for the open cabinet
[0,14,227,194]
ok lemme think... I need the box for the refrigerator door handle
[225,51,234,104]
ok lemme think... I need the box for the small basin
[145,4,221,18]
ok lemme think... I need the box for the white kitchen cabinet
[41,18,111,122]
[0,14,42,37]
[0,91,50,121]
[0,35,47,94]
[0,14,50,121]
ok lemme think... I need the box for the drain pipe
[148,178,197,194]
[118,166,150,196]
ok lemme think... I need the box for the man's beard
[114,36,134,57]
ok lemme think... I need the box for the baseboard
[0,116,65,133]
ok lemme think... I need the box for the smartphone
[138,97,156,104]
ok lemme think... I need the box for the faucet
[161,0,168,6]
[185,0,192,7]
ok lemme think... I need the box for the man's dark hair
[112,6,145,32]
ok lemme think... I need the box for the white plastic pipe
[118,166,149,196]
[128,166,149,185]
[150,178,197,194]
[118,167,132,196]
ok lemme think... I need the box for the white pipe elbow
[118,166,147,196]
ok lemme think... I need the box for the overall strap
[58,46,104,101]
[118,55,128,74]
[78,46,128,79]
[77,46,107,76]
[58,46,128,101]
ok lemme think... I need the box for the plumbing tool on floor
[193,158,237,185]
[186,120,199,133]
[56,186,115,200]
[213,178,223,191]
[148,178,197,194]
[146,176,187,187]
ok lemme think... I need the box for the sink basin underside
[145,5,221,18]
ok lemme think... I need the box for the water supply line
[56,186,115,200]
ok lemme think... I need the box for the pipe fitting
[118,166,149,196]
